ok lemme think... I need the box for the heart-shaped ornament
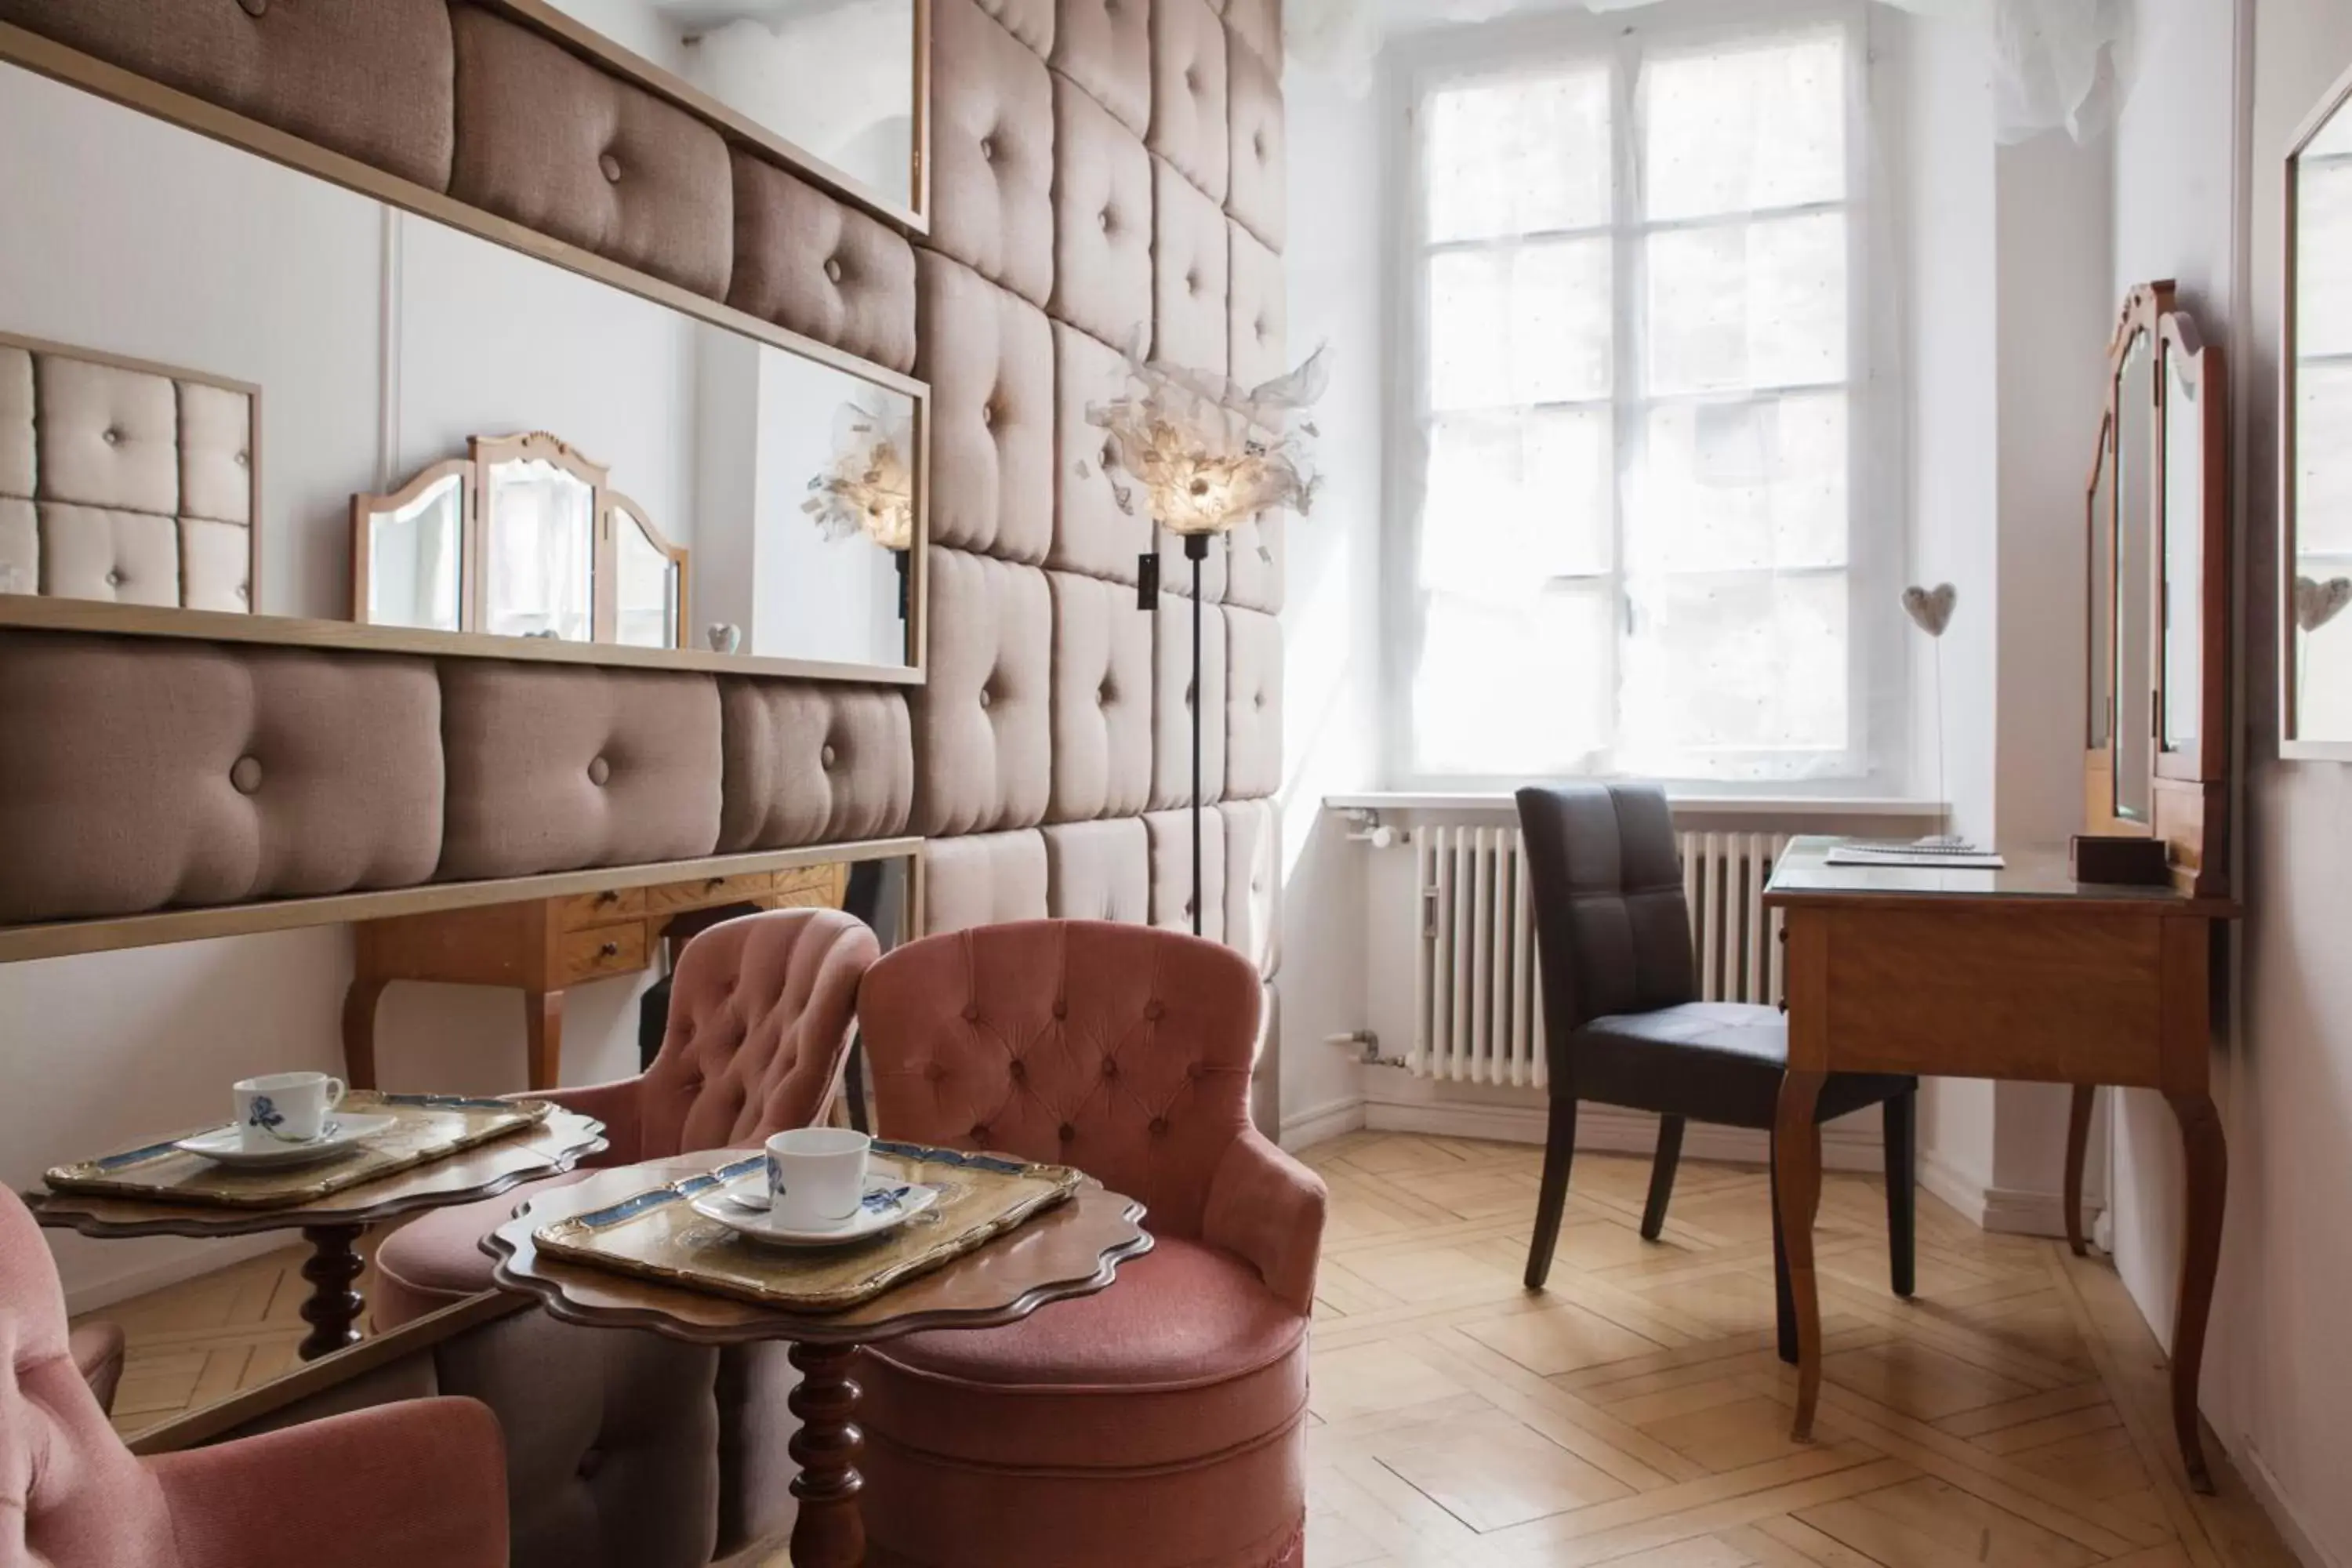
[1902,583,1957,638]
[2295,575,2352,633]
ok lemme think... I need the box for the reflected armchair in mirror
[0,330,259,612]
[353,430,688,650]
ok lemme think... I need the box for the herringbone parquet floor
[1297,1132,2296,1568]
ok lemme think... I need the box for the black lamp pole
[1186,532,1209,936]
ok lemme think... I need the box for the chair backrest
[635,907,880,1159]
[857,920,1260,1240]
[1515,782,1697,1035]
[2,1187,177,1566]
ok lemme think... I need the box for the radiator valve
[1323,1030,1381,1062]
[1342,809,1405,848]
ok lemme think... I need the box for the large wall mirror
[0,57,923,677]
[526,0,924,223]
[2284,74,2352,755]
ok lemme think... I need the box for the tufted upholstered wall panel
[1042,817,1149,922]
[727,152,916,374]
[1152,592,1225,808]
[1224,510,1286,615]
[1221,797,1279,977]
[0,633,444,923]
[1152,157,1231,374]
[1145,806,1223,938]
[1224,30,1285,251]
[1147,0,1229,201]
[1051,78,1155,353]
[1229,221,1287,390]
[448,5,732,299]
[929,0,1056,308]
[1051,0,1151,136]
[1047,323,1150,584]
[916,252,1054,562]
[921,829,1051,934]
[717,681,914,852]
[1225,604,1282,800]
[1223,0,1281,71]
[910,546,1053,837]
[0,0,458,189]
[1047,570,1153,821]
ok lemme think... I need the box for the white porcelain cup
[234,1071,346,1148]
[764,1127,871,1229]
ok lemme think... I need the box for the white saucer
[689,1175,940,1247]
[173,1113,398,1170]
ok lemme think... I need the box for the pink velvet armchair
[854,920,1326,1568]
[2,1185,509,1568]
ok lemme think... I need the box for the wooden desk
[1764,837,2235,1491]
[344,862,847,1092]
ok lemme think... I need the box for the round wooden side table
[485,1154,1154,1568]
[29,1106,604,1359]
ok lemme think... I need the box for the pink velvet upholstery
[855,920,1324,1568]
[373,907,878,1325]
[1,1186,507,1568]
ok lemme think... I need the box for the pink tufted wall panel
[1224,28,1285,251]
[1222,0,1281,72]
[1146,0,1228,201]
[1051,0,1152,136]
[1047,570,1153,822]
[727,152,917,374]
[910,546,1052,837]
[1042,817,1150,922]
[917,253,1055,563]
[717,681,914,851]
[929,0,1057,308]
[1047,323,1151,584]
[1225,511,1285,615]
[1152,156,1231,374]
[1220,797,1279,977]
[1229,220,1287,390]
[1144,806,1223,938]
[1050,78,1155,353]
[1224,604,1283,800]
[1151,590,1225,808]
[922,829,1051,934]
[979,0,1058,56]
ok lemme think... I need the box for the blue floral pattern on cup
[246,1094,285,1136]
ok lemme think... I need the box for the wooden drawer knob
[599,941,619,958]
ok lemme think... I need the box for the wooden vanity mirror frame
[2155,311,2230,786]
[2280,58,2352,760]
[2085,281,2174,837]
[601,488,691,650]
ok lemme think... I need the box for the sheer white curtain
[1403,9,1878,783]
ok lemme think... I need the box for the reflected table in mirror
[486,1156,1153,1568]
[27,1107,604,1361]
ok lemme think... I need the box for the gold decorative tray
[532,1141,1083,1312]
[42,1091,554,1209]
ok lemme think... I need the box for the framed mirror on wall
[510,0,928,228]
[2283,68,2352,757]
[2087,282,2173,831]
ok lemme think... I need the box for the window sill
[1323,791,1947,819]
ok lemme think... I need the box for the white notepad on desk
[1824,843,2007,869]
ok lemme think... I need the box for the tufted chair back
[1514,782,1697,1036]
[859,920,1261,1239]
[633,907,879,1160]
[0,1187,176,1565]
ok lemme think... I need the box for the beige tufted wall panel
[727,152,917,374]
[1143,806,1223,937]
[0,502,31,594]
[922,829,1051,934]
[1047,570,1153,821]
[1152,157,1231,374]
[1147,0,1228,201]
[177,382,254,526]
[1229,220,1287,390]
[0,349,30,497]
[1222,0,1281,72]
[1224,31,1284,251]
[979,0,1058,58]
[448,6,733,299]
[1052,0,1152,136]
[930,0,1057,308]
[179,517,252,612]
[1224,510,1286,615]
[38,506,180,606]
[1051,78,1155,353]
[1152,591,1225,808]
[1224,604,1283,800]
[1043,817,1150,922]
[1047,324,1149,584]
[717,682,915,851]
[1221,797,1279,977]
[917,252,1055,563]
[910,546,1053,837]
[34,356,178,514]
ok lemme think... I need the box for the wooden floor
[79,1133,2299,1566]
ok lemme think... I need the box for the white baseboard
[1358,1067,1888,1173]
[1917,1151,2101,1242]
[1279,1094,1366,1152]
[2238,1442,2338,1568]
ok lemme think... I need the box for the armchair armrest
[1200,1129,1327,1316]
[147,1396,508,1568]
[510,1077,642,1166]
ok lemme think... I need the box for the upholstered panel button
[824,257,844,283]
[1058,1122,1076,1142]
[1102,1059,1120,1078]
[103,569,122,587]
[229,756,263,795]
[971,1123,990,1142]
[925,1062,946,1081]
[1052,1000,1067,1018]
[1149,1116,1169,1134]
[587,755,612,786]
[238,0,267,16]
[1009,1059,1027,1080]
[820,743,837,769]
[963,1003,982,1022]
[100,428,120,446]
[577,1446,604,1479]
[978,687,994,710]
[599,152,622,183]
[979,136,996,162]
[1145,1000,1165,1020]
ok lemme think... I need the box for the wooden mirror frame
[353,431,688,650]
[2085,281,2174,833]
[2280,59,2352,760]
[2157,312,2230,785]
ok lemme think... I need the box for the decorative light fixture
[804,399,915,552]
[1088,345,1329,934]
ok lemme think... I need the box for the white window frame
[1381,0,1910,794]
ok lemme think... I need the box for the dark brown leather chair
[1515,782,1917,1355]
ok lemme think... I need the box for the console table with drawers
[342,862,848,1091]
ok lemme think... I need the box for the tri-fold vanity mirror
[2283,71,2352,754]
[2084,282,2230,893]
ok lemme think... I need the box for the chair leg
[1525,1097,1577,1290]
[1769,1126,1798,1365]
[1640,1116,1686,1241]
[1884,1090,1917,1299]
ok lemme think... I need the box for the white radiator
[1410,826,1790,1084]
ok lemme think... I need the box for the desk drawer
[557,887,647,931]
[769,863,845,909]
[647,872,774,916]
[560,921,648,984]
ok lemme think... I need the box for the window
[1400,6,1885,784]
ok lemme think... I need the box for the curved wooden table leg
[296,1223,366,1361]
[2064,1084,2097,1258]
[789,1341,867,1567]
[2166,1090,2227,1494]
[341,976,390,1092]
[1773,1071,1828,1438]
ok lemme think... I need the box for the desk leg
[2064,1085,2097,1258]
[1773,1071,1827,1439]
[296,1224,366,1361]
[524,989,564,1092]
[341,976,390,1092]
[789,1341,866,1567]
[2167,1090,2227,1495]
